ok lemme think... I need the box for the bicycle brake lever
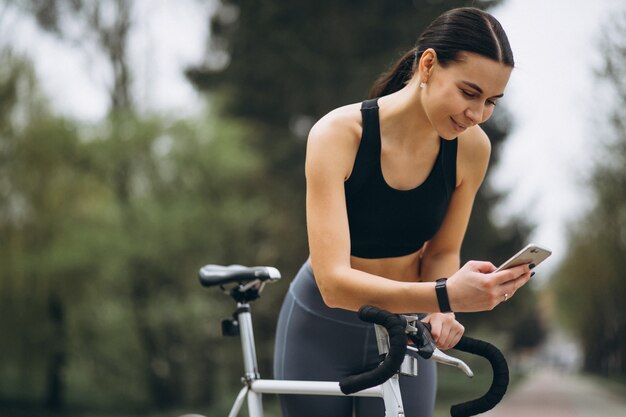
[400,314,419,333]
[431,348,474,377]
[400,315,475,378]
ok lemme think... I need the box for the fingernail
[531,272,535,278]
[529,263,536,270]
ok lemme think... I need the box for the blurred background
[1,0,625,416]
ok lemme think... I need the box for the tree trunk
[45,295,66,411]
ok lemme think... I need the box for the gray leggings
[273,260,436,417]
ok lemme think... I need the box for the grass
[586,373,626,400]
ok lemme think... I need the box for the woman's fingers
[496,268,535,303]
[438,323,463,350]
[448,325,464,350]
[425,316,441,340]
[424,313,465,350]
[490,264,531,285]
[437,323,451,348]
[448,261,535,312]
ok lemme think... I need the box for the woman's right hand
[445,261,533,312]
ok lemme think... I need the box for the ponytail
[368,48,417,99]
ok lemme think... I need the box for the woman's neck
[377,79,439,147]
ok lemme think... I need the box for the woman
[273,7,533,417]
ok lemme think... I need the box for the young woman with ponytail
[273,7,532,417]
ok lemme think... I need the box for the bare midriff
[350,246,423,283]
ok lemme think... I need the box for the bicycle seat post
[237,302,260,381]
[235,298,264,416]
[199,265,282,417]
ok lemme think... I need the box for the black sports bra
[344,98,458,259]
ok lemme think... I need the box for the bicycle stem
[376,316,474,378]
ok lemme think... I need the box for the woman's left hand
[421,312,465,350]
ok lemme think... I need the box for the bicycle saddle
[198,264,281,288]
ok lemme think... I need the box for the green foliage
[0,48,278,412]
[552,10,626,377]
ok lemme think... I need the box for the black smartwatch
[435,278,452,313]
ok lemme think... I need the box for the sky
[0,0,211,119]
[489,0,621,272]
[1,0,623,274]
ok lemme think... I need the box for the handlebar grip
[450,336,509,417]
[339,306,407,395]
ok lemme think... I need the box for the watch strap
[435,278,452,313]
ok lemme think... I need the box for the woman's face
[421,52,513,140]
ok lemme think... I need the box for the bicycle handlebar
[338,306,408,395]
[339,306,509,417]
[449,336,509,417]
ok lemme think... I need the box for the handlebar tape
[339,306,407,395]
[449,336,509,417]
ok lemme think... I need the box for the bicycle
[195,264,510,417]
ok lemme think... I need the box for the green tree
[552,9,626,377]
[3,1,277,412]
[13,1,217,410]
[0,49,104,410]
[0,49,274,411]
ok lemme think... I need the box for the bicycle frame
[197,265,507,417]
[229,300,406,417]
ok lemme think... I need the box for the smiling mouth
[451,118,467,132]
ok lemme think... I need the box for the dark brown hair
[369,7,514,99]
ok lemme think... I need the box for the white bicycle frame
[191,266,508,417]
[226,300,472,417]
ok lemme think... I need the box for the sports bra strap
[360,98,379,110]
[355,98,381,162]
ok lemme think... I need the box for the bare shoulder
[456,125,492,187]
[306,102,363,180]
[458,125,491,160]
[308,102,362,147]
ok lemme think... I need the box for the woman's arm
[305,109,443,313]
[419,126,491,348]
[420,125,492,281]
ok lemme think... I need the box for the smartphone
[494,243,552,272]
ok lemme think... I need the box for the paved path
[484,369,626,417]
